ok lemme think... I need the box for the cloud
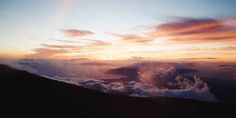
[106,67,139,81]
[53,39,94,44]
[78,76,217,101]
[26,40,111,59]
[24,17,236,61]
[82,41,110,50]
[218,46,236,51]
[66,41,111,53]
[219,64,236,68]
[136,63,177,85]
[25,44,80,59]
[107,17,236,45]
[105,62,199,86]
[179,57,219,61]
[63,29,94,38]
[42,44,77,49]
[150,17,236,43]
[18,59,69,77]
[17,59,121,80]
[79,79,107,92]
[218,64,236,73]
[25,48,68,59]
[7,59,236,102]
[81,62,114,66]
[109,33,152,43]
[155,18,223,35]
[13,59,218,101]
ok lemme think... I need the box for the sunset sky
[0,0,236,61]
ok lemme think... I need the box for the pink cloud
[63,29,94,38]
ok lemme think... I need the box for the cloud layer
[23,17,236,61]
[14,59,217,101]
[78,76,216,102]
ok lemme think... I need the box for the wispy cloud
[26,41,111,59]
[218,46,236,51]
[63,29,94,38]
[25,48,68,59]
[150,17,236,43]
[42,44,77,49]
[110,33,151,43]
[78,41,111,51]
[23,17,236,60]
[107,17,236,45]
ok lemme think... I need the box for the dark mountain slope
[0,64,235,118]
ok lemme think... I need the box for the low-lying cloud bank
[77,76,216,102]
[1,59,217,101]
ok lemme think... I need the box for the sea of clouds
[1,59,217,101]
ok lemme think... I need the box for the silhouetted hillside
[0,64,235,118]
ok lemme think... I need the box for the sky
[0,0,236,61]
